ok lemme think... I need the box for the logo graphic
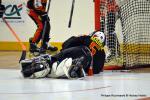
[4,4,23,19]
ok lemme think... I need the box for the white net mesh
[118,0,150,68]
[95,0,150,68]
[96,0,122,67]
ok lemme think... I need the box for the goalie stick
[2,18,26,63]
[68,0,75,28]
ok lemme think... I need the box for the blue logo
[4,4,23,19]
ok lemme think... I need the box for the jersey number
[89,42,99,56]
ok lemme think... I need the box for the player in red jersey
[27,0,58,54]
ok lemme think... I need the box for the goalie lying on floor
[20,31,106,79]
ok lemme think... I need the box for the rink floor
[0,51,150,100]
[0,69,150,100]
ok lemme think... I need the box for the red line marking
[2,18,26,50]
[104,65,122,70]
[0,86,111,94]
[137,97,150,100]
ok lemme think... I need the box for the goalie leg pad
[30,63,50,78]
[63,57,86,79]
[47,57,85,79]
[56,58,72,77]
[20,59,33,77]
[20,57,50,78]
[47,58,72,78]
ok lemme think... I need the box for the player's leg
[40,15,58,53]
[48,56,86,79]
[28,9,43,53]
[20,54,84,79]
[20,54,51,78]
[52,46,92,75]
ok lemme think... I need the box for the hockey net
[94,0,150,70]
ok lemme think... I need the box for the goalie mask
[90,31,106,46]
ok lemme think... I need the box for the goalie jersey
[62,34,106,74]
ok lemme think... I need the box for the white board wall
[0,0,95,42]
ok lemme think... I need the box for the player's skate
[47,45,58,52]
[40,38,58,54]
[29,38,40,57]
[63,57,86,79]
[40,45,58,56]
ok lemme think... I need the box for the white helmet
[92,31,105,43]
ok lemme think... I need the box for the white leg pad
[47,62,58,78]
[55,58,72,77]
[62,58,73,78]
[47,58,72,78]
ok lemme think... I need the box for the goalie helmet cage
[94,0,150,69]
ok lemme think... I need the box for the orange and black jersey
[62,35,105,55]
[62,35,106,74]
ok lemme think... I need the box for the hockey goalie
[20,31,106,79]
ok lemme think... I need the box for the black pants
[52,46,92,73]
